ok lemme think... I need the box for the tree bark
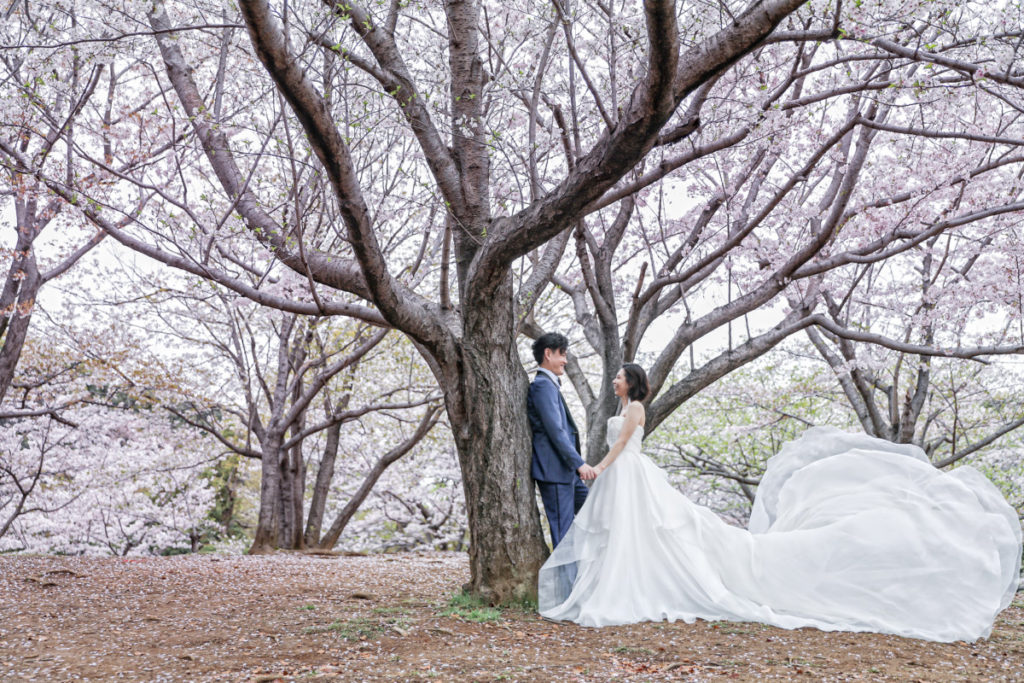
[0,259,40,404]
[277,439,305,549]
[250,435,283,553]
[279,386,307,549]
[441,288,549,603]
[0,196,44,404]
[304,419,341,546]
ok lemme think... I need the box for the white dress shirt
[537,366,561,387]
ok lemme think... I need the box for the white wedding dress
[538,420,1022,642]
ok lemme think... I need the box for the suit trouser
[536,477,589,547]
[537,477,588,599]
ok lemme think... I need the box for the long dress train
[538,422,1021,642]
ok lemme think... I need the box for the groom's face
[543,348,568,375]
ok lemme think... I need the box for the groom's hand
[577,464,597,481]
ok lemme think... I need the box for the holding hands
[578,463,609,480]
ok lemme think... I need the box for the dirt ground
[1,552,1022,682]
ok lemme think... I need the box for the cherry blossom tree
[0,304,220,555]
[0,4,115,403]
[0,400,223,555]
[535,0,1024,464]
[141,0,823,603]
[140,284,443,552]
[804,226,1024,463]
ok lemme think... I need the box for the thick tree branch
[934,415,1024,468]
[149,4,374,303]
[236,0,453,355]
[809,315,1024,359]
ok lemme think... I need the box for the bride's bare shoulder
[626,401,645,422]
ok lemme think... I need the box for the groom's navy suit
[528,370,588,547]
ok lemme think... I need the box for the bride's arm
[594,402,645,475]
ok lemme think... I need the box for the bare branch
[934,415,1024,468]
[317,404,442,548]
[809,315,1024,360]
[0,23,246,51]
[235,0,452,354]
[870,37,1024,88]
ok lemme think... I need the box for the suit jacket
[528,372,584,483]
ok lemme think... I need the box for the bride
[538,364,1022,642]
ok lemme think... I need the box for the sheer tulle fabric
[538,423,1021,642]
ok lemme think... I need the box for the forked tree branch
[234,0,454,357]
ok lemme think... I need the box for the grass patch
[611,645,654,656]
[785,657,817,668]
[303,616,391,639]
[371,606,409,616]
[439,591,503,623]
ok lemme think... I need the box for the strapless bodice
[606,415,643,450]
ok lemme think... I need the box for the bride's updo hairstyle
[622,363,649,401]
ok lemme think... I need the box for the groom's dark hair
[532,332,569,365]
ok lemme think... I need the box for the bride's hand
[594,463,606,476]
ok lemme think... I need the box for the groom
[528,333,596,548]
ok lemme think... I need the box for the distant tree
[806,230,1024,465]
[145,285,441,551]
[0,313,218,554]
[0,11,113,402]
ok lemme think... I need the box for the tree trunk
[218,477,238,537]
[249,435,283,553]
[0,265,39,404]
[292,441,306,547]
[277,421,305,549]
[582,345,623,465]
[445,299,549,604]
[314,451,391,550]
[304,419,341,546]
[0,204,41,405]
[584,388,620,465]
